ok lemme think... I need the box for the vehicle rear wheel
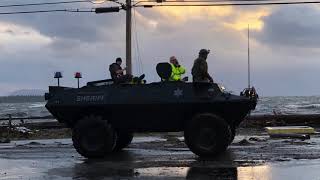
[184,113,231,157]
[229,126,236,145]
[72,116,117,158]
[114,130,133,151]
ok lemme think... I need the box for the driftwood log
[243,114,320,127]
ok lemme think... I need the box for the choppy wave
[284,104,320,109]
[297,104,320,109]
[29,102,46,108]
[0,102,49,118]
[254,96,320,115]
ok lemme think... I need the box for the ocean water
[254,96,320,115]
[0,102,49,118]
[0,96,320,118]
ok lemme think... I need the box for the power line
[133,0,284,5]
[0,9,94,15]
[0,1,93,8]
[136,0,320,7]
[134,0,284,3]
[0,0,317,15]
[0,5,125,15]
[133,8,143,74]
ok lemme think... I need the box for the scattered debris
[249,137,268,142]
[234,139,252,146]
[272,157,292,162]
[273,109,282,115]
[14,127,32,134]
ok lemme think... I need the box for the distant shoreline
[0,96,45,103]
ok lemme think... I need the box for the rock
[249,137,267,142]
[165,136,180,142]
[234,139,252,146]
[27,142,42,145]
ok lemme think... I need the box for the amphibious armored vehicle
[45,63,258,158]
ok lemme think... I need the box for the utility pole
[95,3,132,74]
[126,0,132,75]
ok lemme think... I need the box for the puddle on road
[1,158,320,179]
[135,161,320,180]
[132,137,167,143]
[134,166,257,179]
[0,158,76,180]
[0,136,167,149]
[2,135,320,179]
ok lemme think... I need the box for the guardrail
[0,114,63,142]
[0,114,64,130]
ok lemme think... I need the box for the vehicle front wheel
[72,116,117,158]
[184,113,231,157]
[114,130,133,151]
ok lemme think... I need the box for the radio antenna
[247,24,251,89]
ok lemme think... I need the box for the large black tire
[72,116,117,158]
[114,130,133,151]
[229,126,236,145]
[184,113,231,157]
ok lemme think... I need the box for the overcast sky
[0,1,319,96]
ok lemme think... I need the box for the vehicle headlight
[218,84,226,92]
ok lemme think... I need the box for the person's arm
[207,73,214,83]
[115,67,126,74]
[110,64,124,76]
[204,62,214,83]
[202,61,213,82]
[199,61,208,77]
[177,65,186,75]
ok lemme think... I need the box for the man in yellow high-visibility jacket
[169,56,186,81]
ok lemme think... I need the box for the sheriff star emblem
[173,88,183,98]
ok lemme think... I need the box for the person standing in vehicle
[169,56,186,81]
[109,57,133,83]
[191,49,214,83]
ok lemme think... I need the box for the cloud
[0,1,124,43]
[0,1,320,96]
[0,22,52,55]
[255,5,320,48]
[223,7,270,31]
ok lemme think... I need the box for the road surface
[0,129,320,179]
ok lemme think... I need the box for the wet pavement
[1,131,320,179]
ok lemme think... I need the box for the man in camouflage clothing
[191,49,214,83]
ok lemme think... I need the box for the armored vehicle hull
[45,81,257,158]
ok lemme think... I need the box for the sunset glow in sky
[0,1,319,96]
